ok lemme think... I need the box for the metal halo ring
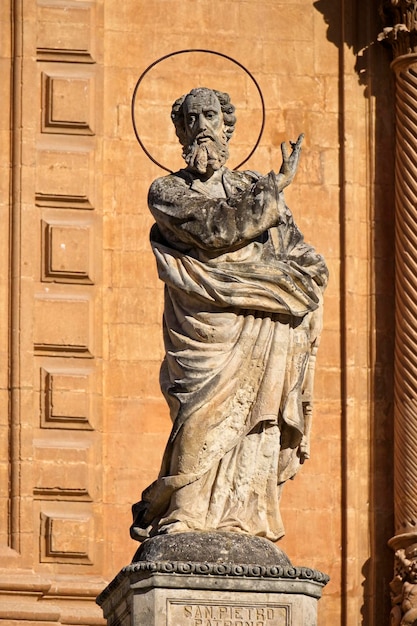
[131,49,266,173]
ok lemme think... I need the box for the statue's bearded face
[182,90,229,175]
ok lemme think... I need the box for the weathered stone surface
[132,532,292,566]
[0,1,397,624]
[97,563,329,626]
[130,87,328,545]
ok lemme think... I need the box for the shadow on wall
[314,0,391,90]
[314,2,395,626]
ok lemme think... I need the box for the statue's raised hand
[277,133,304,191]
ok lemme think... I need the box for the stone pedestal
[97,533,329,626]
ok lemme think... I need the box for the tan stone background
[0,0,395,624]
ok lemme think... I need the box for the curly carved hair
[171,87,236,147]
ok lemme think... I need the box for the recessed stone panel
[41,366,93,429]
[40,510,93,563]
[34,293,93,357]
[42,219,93,283]
[33,438,93,500]
[37,1,96,63]
[42,71,95,135]
[35,148,94,209]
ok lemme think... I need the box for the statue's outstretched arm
[148,174,283,251]
[276,133,304,192]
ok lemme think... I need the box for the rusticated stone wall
[0,1,395,624]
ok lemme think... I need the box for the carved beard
[183,132,229,174]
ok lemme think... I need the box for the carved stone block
[33,437,93,500]
[41,71,95,135]
[40,366,93,429]
[33,293,93,357]
[35,148,94,209]
[98,564,327,626]
[41,509,93,564]
[42,219,94,283]
[36,1,96,62]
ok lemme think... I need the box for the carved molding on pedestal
[123,561,329,582]
[97,561,329,626]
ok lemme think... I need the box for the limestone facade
[0,1,395,625]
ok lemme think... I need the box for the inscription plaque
[167,601,289,626]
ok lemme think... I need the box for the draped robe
[130,166,328,542]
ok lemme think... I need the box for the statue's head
[171,87,236,175]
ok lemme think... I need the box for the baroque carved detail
[384,24,417,626]
[389,538,417,626]
[123,561,330,583]
[379,1,417,56]
[392,63,417,535]
[97,560,329,608]
[98,561,330,607]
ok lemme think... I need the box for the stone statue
[130,87,328,543]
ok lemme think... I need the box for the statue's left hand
[277,133,304,191]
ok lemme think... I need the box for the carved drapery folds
[379,2,417,623]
